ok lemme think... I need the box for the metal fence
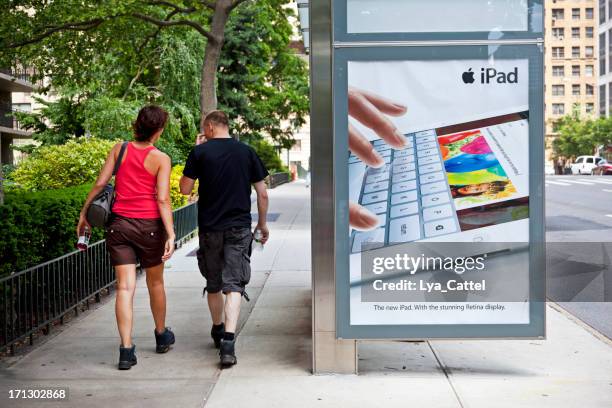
[268,172,290,189]
[0,202,198,354]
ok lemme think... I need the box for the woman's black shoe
[154,327,175,353]
[211,323,225,349]
[118,344,137,370]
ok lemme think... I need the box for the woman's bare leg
[145,263,166,333]
[115,264,137,346]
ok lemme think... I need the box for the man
[180,110,269,367]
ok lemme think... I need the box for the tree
[553,112,612,159]
[2,0,250,129]
[218,1,309,146]
[2,0,308,147]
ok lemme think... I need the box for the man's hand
[196,133,206,145]
[348,87,407,231]
[256,223,269,244]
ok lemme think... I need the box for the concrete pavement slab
[243,306,311,335]
[206,376,460,408]
[1,378,214,408]
[358,341,444,378]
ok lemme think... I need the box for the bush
[10,138,117,192]
[247,138,287,174]
[0,184,101,277]
[170,165,190,208]
[1,163,190,276]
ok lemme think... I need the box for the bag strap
[112,142,129,177]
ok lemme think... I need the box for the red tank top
[112,142,161,219]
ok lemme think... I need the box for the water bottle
[252,229,264,252]
[77,226,91,251]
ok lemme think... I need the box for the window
[553,104,565,115]
[601,85,607,116]
[552,8,565,19]
[585,46,594,57]
[601,0,606,24]
[586,84,594,95]
[573,84,581,95]
[609,83,612,116]
[609,29,612,73]
[586,27,594,38]
[553,47,565,58]
[290,140,302,151]
[572,47,580,58]
[572,65,580,76]
[586,157,594,164]
[572,8,580,19]
[586,103,595,114]
[586,8,594,19]
[552,66,565,77]
[572,27,580,39]
[553,27,564,39]
[585,65,594,76]
[552,85,565,96]
[610,0,612,20]
[575,157,584,164]
[602,33,608,71]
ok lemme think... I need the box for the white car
[570,156,604,175]
[544,163,555,175]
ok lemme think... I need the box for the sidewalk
[1,181,612,408]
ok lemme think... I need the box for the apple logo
[462,68,475,84]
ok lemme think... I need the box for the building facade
[599,0,612,115]
[0,68,34,166]
[545,0,599,166]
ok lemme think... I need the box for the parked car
[591,159,612,175]
[570,156,604,175]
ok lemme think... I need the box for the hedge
[0,184,101,277]
[1,168,193,277]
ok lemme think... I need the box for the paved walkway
[1,181,612,408]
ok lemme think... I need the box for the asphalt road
[545,175,612,338]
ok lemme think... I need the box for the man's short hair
[204,110,229,127]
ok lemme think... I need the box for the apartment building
[0,68,34,166]
[545,0,598,165]
[597,0,612,160]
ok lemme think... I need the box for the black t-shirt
[183,138,268,232]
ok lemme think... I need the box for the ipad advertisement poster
[343,57,543,335]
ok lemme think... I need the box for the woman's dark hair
[133,105,168,142]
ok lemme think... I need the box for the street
[546,175,612,338]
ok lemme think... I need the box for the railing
[0,67,40,86]
[268,172,290,189]
[0,202,198,354]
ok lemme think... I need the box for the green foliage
[10,138,117,191]
[218,1,309,145]
[553,112,612,159]
[248,139,286,174]
[2,0,301,177]
[0,184,102,277]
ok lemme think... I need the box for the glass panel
[346,0,530,34]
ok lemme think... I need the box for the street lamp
[296,0,309,53]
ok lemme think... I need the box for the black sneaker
[154,327,175,353]
[219,339,237,367]
[211,323,225,349]
[118,344,137,370]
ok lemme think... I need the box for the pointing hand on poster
[348,87,408,167]
[348,87,407,230]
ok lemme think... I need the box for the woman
[77,105,176,370]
